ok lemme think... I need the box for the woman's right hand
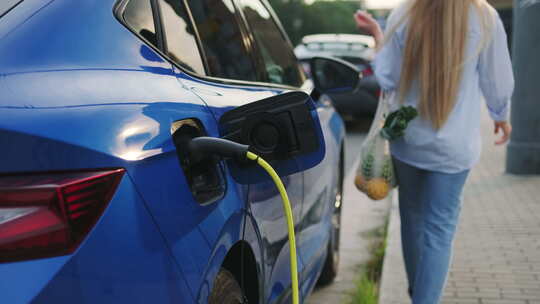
[354,10,384,48]
[354,11,379,35]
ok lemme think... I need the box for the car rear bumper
[0,175,193,304]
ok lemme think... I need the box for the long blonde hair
[388,0,494,129]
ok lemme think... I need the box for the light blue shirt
[374,5,514,173]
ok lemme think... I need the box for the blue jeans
[393,158,470,304]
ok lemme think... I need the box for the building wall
[489,0,514,49]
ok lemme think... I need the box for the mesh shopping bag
[355,92,418,201]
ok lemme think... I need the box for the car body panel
[0,256,70,304]
[176,72,307,304]
[0,176,195,304]
[298,94,344,290]
[0,0,346,303]
[0,0,227,301]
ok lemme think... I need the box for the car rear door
[154,0,307,302]
[116,0,250,300]
[235,0,345,293]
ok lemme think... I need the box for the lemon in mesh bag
[355,93,417,201]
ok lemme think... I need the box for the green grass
[348,274,378,304]
[346,221,389,304]
[366,234,386,281]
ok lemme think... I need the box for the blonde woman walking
[355,1,514,303]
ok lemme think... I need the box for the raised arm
[354,10,403,92]
[354,11,384,49]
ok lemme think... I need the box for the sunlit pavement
[306,120,392,304]
[379,107,540,304]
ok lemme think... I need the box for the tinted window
[186,0,258,82]
[124,0,158,48]
[239,0,305,87]
[158,0,205,74]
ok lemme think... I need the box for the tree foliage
[268,0,361,46]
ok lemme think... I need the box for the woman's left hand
[494,121,512,145]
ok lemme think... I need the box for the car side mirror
[219,91,325,184]
[310,56,362,94]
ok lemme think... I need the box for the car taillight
[0,169,124,263]
[362,66,374,77]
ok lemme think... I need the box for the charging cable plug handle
[188,137,249,162]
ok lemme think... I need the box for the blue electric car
[0,0,361,303]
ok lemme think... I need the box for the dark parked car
[295,34,381,120]
[0,0,362,303]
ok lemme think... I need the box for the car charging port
[171,120,226,204]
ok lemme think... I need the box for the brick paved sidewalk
[379,107,540,304]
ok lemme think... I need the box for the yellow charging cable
[246,151,299,304]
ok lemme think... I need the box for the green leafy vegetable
[380,106,418,141]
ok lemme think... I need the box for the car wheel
[209,268,245,304]
[317,156,344,285]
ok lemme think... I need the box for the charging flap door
[219,91,326,184]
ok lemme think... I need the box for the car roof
[0,0,23,17]
[300,34,375,48]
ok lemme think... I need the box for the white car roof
[300,34,375,48]
[294,34,376,61]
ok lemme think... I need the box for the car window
[238,0,305,87]
[158,0,205,74]
[186,0,258,82]
[123,0,159,48]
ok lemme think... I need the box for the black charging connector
[187,137,250,163]
[172,122,250,204]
